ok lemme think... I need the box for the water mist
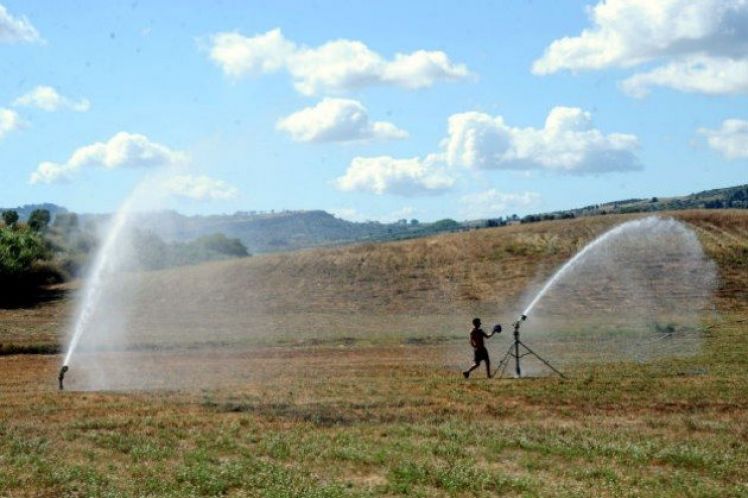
[512,216,717,371]
[59,177,165,390]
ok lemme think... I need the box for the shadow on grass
[0,343,61,356]
[203,400,446,427]
[0,284,67,310]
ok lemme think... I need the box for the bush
[431,219,460,231]
[2,210,19,227]
[194,233,249,257]
[0,226,64,297]
[131,230,250,271]
[0,226,49,277]
[28,209,51,232]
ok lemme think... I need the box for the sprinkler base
[58,365,68,391]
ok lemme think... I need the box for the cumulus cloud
[207,28,470,95]
[0,108,22,140]
[334,106,639,198]
[277,98,407,143]
[14,85,90,112]
[699,119,748,159]
[460,189,541,219]
[163,175,238,200]
[533,0,748,96]
[30,132,186,184]
[0,4,40,43]
[208,29,295,78]
[621,56,748,97]
[335,154,455,196]
[444,107,640,173]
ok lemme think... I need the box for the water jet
[495,215,716,376]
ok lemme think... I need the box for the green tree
[28,209,51,232]
[2,210,19,228]
[195,233,249,257]
[431,219,460,232]
[0,226,51,282]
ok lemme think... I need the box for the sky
[0,0,746,222]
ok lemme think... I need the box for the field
[1,210,747,497]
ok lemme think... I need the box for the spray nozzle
[512,315,527,334]
[58,365,68,391]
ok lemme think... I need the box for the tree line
[0,208,250,303]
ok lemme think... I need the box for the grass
[0,210,746,496]
[1,329,746,497]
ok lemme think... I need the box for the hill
[117,183,748,252]
[518,183,748,223]
[125,210,745,341]
[108,209,459,254]
[8,184,745,257]
[5,209,744,352]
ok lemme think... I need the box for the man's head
[472,317,481,327]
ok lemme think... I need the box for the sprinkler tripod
[494,315,565,379]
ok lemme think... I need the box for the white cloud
[208,29,295,78]
[335,154,455,196]
[164,175,238,200]
[207,28,470,95]
[334,106,639,198]
[0,4,40,43]
[621,55,748,97]
[0,108,22,140]
[276,98,407,143]
[14,85,90,112]
[444,107,640,173]
[30,132,186,184]
[699,119,748,159]
[533,0,748,96]
[460,189,541,219]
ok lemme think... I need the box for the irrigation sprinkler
[58,365,68,391]
[494,315,565,379]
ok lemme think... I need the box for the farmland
[0,210,746,497]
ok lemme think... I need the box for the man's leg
[485,357,492,378]
[463,361,481,378]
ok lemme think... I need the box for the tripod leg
[516,340,566,378]
[493,343,515,378]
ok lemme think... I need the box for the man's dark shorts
[473,347,489,364]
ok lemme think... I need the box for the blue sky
[1,0,746,221]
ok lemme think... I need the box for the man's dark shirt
[470,327,489,349]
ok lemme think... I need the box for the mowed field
[1,210,746,497]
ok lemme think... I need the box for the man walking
[463,318,500,378]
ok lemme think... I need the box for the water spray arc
[520,220,638,319]
[494,216,694,379]
[58,193,139,390]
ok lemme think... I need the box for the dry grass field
[0,210,746,497]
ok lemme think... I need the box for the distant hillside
[132,210,460,254]
[6,184,746,254]
[119,210,746,346]
[512,184,748,225]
